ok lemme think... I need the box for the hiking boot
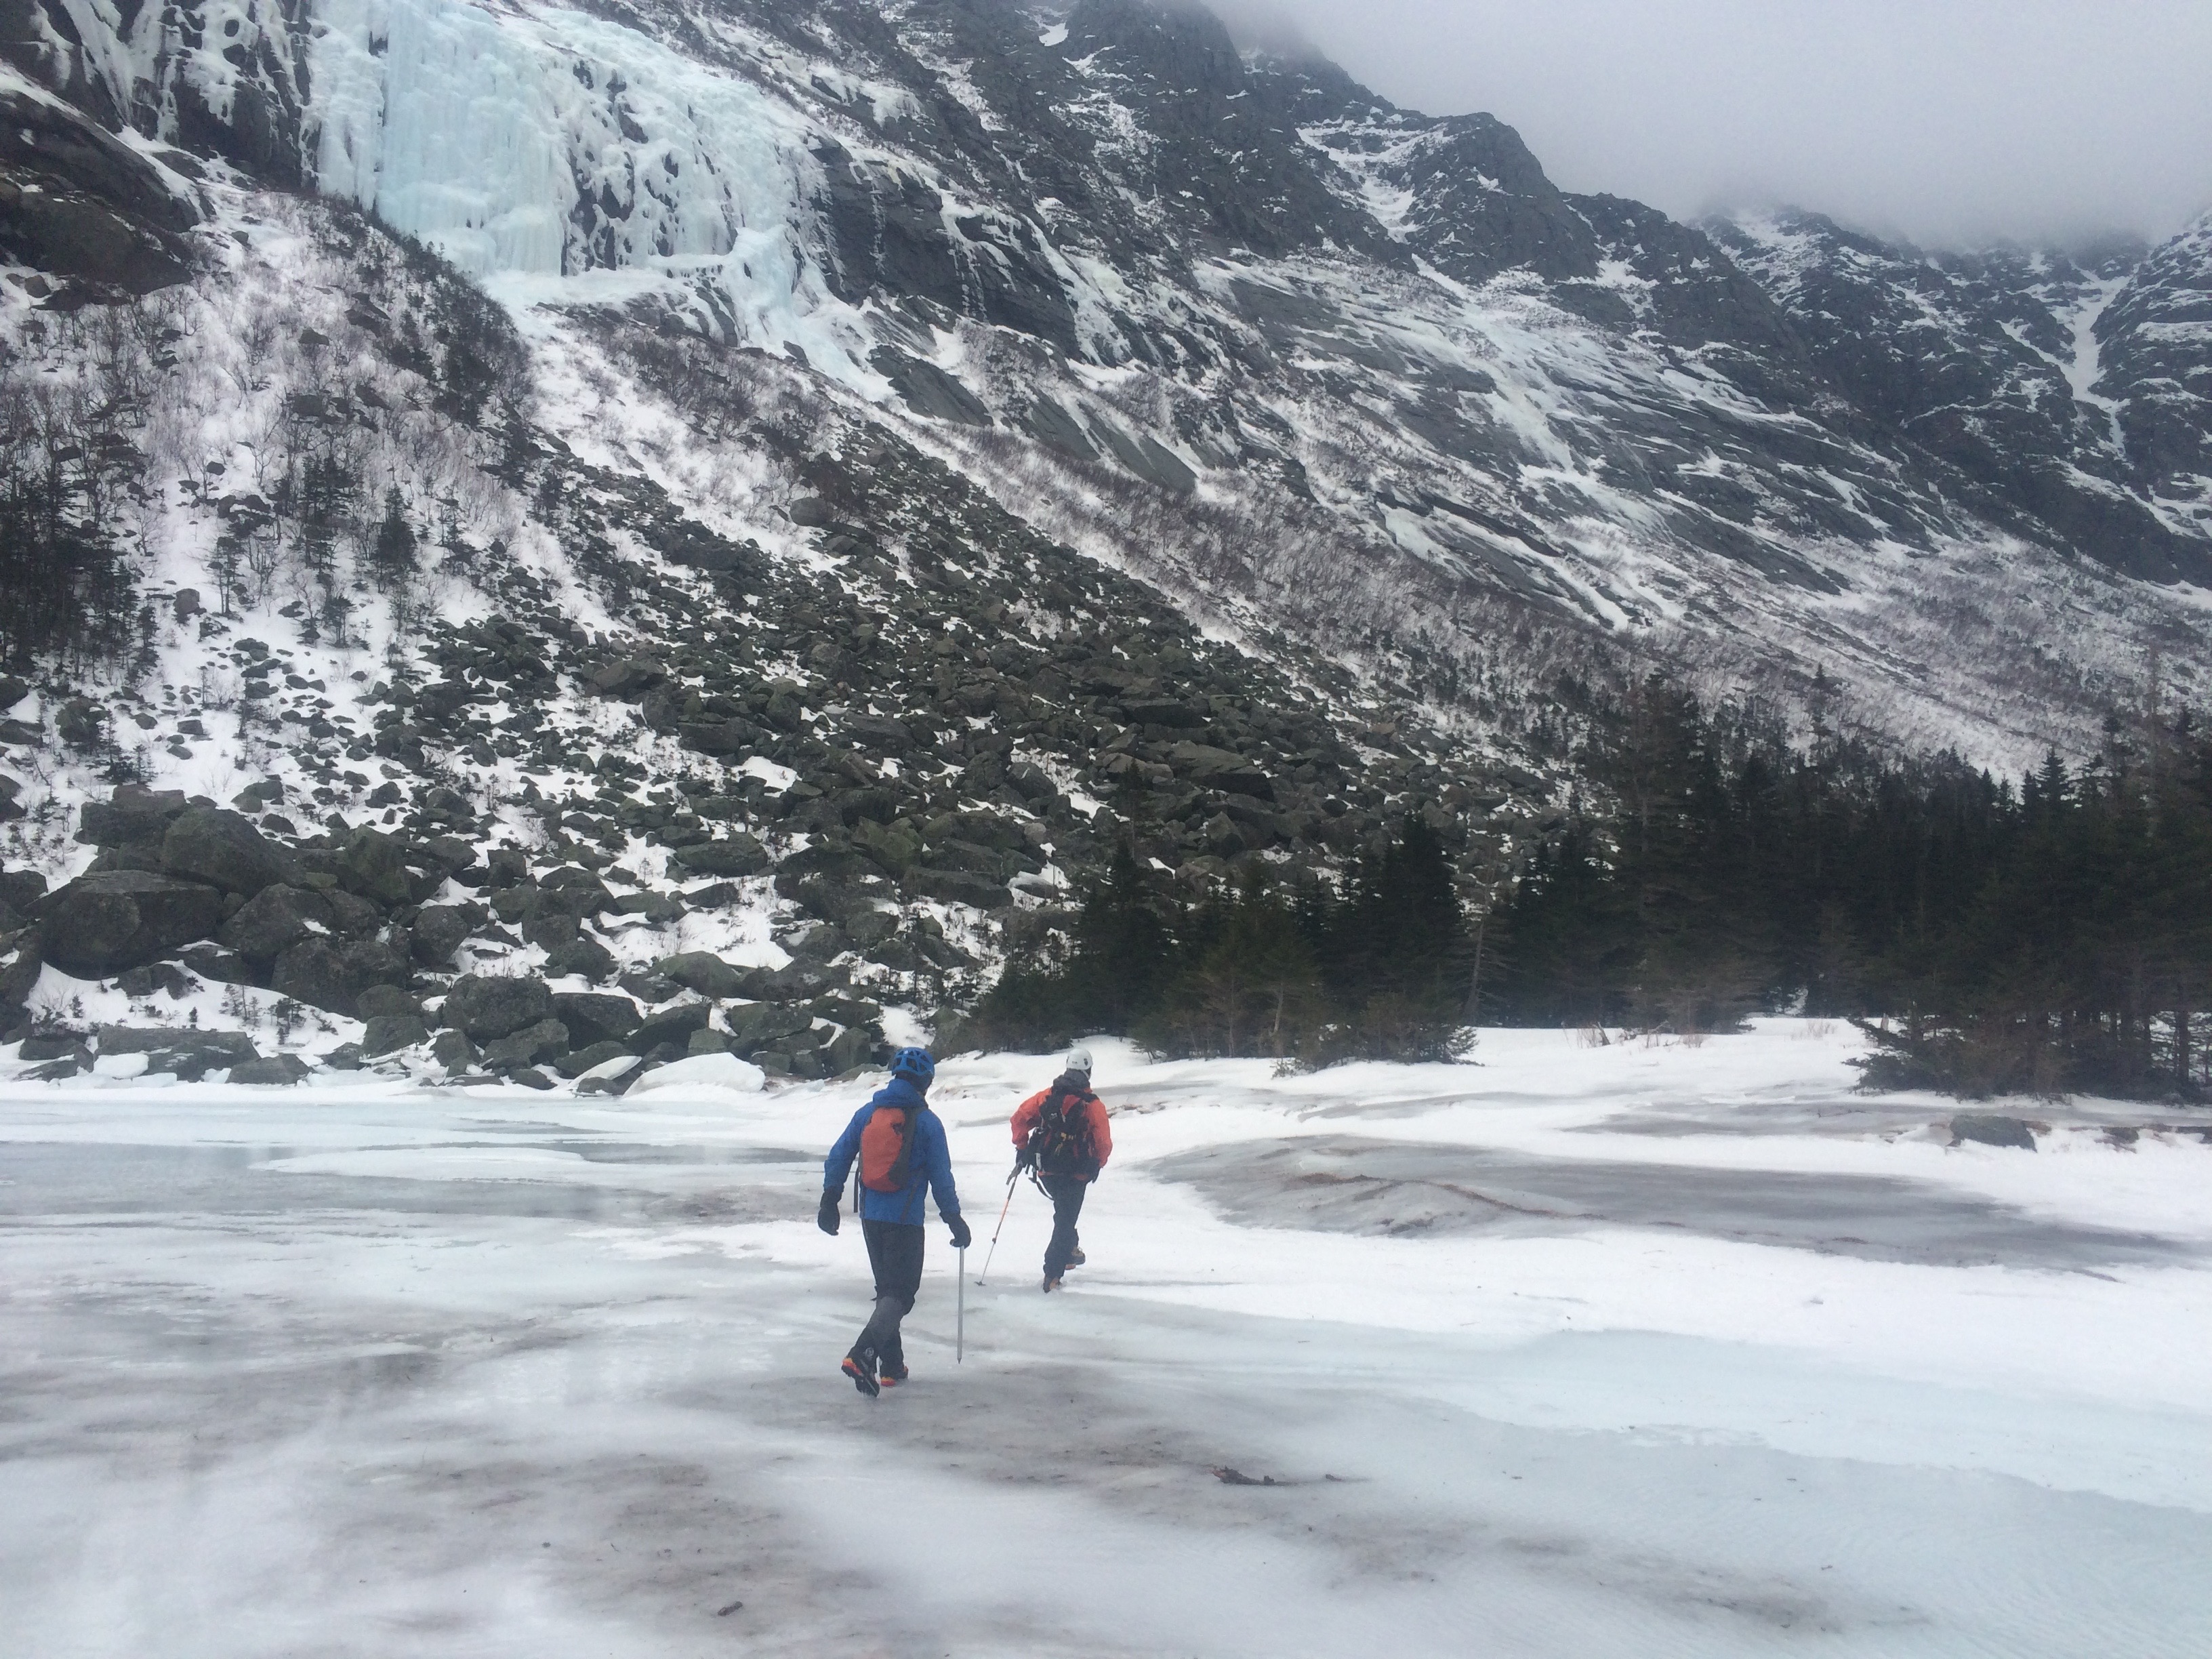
[841,1346,880,1398]
[878,1357,909,1388]
[1067,1248,1086,1267]
[1042,1273,1061,1292]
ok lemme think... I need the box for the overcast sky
[1213,0,2212,249]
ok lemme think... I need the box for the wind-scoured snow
[5,1025,2212,1655]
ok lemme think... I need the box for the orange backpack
[859,1103,921,1193]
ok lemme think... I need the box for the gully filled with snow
[5,1024,2211,1656]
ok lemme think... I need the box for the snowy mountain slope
[0,158,1570,1078]
[1706,210,2200,582]
[2098,211,2212,539]
[7,0,2211,765]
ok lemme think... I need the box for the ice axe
[975,1162,1021,1286]
[957,1246,966,1364]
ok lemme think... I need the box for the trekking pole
[957,1247,966,1364]
[976,1166,1020,1286]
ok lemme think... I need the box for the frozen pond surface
[1155,1134,2193,1268]
[5,1023,2212,1656]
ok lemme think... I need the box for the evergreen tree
[371,487,418,583]
[1140,869,1323,1059]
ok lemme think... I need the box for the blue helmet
[889,1046,936,1088]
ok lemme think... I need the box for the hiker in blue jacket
[819,1046,968,1397]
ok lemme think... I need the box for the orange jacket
[1012,1080,1112,1174]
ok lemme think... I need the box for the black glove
[1014,1145,1037,1172]
[817,1191,840,1235]
[947,1213,972,1250]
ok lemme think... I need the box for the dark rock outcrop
[217,884,335,962]
[271,937,409,1017]
[36,872,225,977]
[482,1017,568,1072]
[655,950,745,998]
[79,786,189,850]
[441,973,553,1041]
[0,85,199,293]
[161,806,298,897]
[359,1012,428,1056]
[1950,1113,2039,1151]
[550,991,641,1048]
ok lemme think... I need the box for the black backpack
[1030,1080,1097,1178]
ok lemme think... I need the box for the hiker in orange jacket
[1011,1045,1112,1291]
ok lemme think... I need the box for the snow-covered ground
[5,1023,2211,1656]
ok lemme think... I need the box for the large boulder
[905,867,1013,911]
[271,937,410,1017]
[410,904,474,966]
[678,717,771,756]
[0,933,40,1011]
[724,1001,812,1054]
[841,713,914,754]
[520,914,577,952]
[441,973,552,1041]
[1164,741,1275,800]
[538,866,614,915]
[554,1039,634,1078]
[550,991,642,1048]
[361,1013,431,1057]
[94,1025,258,1080]
[356,984,424,1021]
[325,890,385,936]
[179,941,251,984]
[737,962,834,1002]
[0,868,45,913]
[337,827,419,906]
[481,1018,569,1073]
[161,806,297,897]
[79,785,188,849]
[851,820,921,875]
[1950,1113,2039,1151]
[94,1024,253,1059]
[35,872,225,977]
[218,884,337,963]
[546,935,617,982]
[783,922,851,964]
[655,951,746,998]
[628,1000,710,1054]
[670,835,767,878]
[586,657,669,699]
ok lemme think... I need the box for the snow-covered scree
[6,1024,2212,1656]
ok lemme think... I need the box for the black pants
[855,1219,924,1368]
[1041,1174,1089,1278]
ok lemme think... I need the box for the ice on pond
[4,1025,2212,1656]
[1155,1134,2196,1269]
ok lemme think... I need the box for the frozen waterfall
[306,0,853,364]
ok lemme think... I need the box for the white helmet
[1064,1044,1093,1078]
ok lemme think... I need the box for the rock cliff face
[4,0,2205,638]
[2097,215,2212,540]
[0,0,2209,1073]
[1706,211,2206,583]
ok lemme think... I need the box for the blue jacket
[823,1078,962,1227]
